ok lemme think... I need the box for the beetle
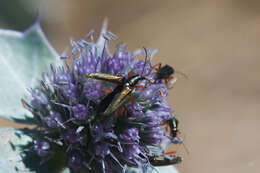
[153,63,188,90]
[156,64,174,80]
[167,116,180,139]
[152,63,176,89]
[85,48,153,115]
[93,73,150,115]
[149,154,182,166]
[164,116,184,145]
[84,50,179,116]
[146,150,182,166]
[163,116,190,154]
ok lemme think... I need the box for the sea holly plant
[0,18,181,173]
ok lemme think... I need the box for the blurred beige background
[1,0,260,173]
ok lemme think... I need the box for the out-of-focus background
[1,0,260,173]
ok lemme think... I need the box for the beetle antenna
[182,142,189,155]
[141,47,155,84]
[176,70,189,80]
[141,47,148,77]
[181,135,190,155]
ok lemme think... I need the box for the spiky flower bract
[22,21,181,173]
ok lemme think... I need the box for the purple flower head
[72,104,89,120]
[138,83,167,102]
[23,21,181,173]
[83,80,103,100]
[143,110,165,127]
[132,60,152,76]
[47,66,72,85]
[142,127,164,144]
[68,152,85,172]
[106,57,126,74]
[94,142,110,159]
[105,44,131,74]
[34,139,51,157]
[59,83,77,101]
[172,137,183,144]
[127,102,144,118]
[45,111,63,128]
[30,89,48,107]
[120,127,140,143]
[63,129,84,144]
[123,144,147,166]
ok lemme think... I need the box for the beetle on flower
[19,20,182,173]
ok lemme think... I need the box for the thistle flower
[21,20,181,173]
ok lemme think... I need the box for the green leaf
[0,18,61,121]
[0,127,34,173]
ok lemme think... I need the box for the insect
[156,64,174,80]
[167,116,180,139]
[153,63,189,90]
[85,48,153,115]
[163,116,190,155]
[96,73,149,115]
[147,117,184,167]
[149,154,182,166]
[146,150,182,166]
[152,63,175,88]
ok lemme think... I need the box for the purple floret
[83,81,103,100]
[120,128,140,143]
[126,102,144,118]
[72,104,89,120]
[34,139,51,157]
[30,89,48,107]
[68,152,85,172]
[45,111,63,128]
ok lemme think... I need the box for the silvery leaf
[0,18,61,121]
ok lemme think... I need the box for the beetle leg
[164,75,174,86]
[177,129,181,135]
[169,76,174,80]
[102,90,113,94]
[152,63,162,72]
[134,85,146,88]
[164,78,169,85]
[164,151,176,155]
[167,76,174,82]
[159,88,164,96]
[120,106,125,116]
[130,95,134,105]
